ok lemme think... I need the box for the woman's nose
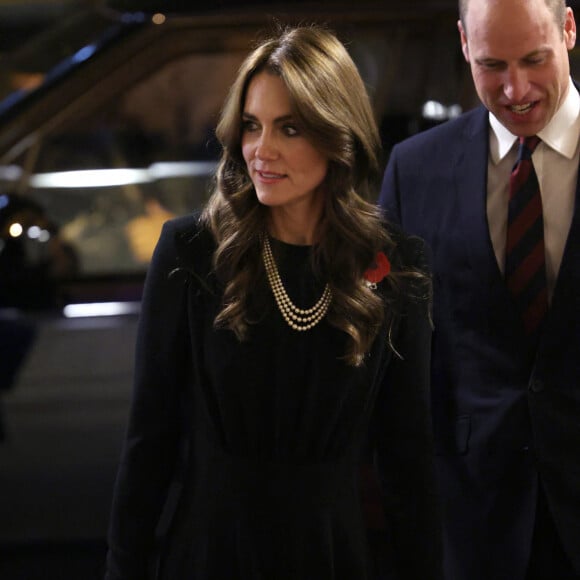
[255,131,278,160]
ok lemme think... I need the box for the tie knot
[518,135,541,159]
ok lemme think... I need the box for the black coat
[105,214,443,579]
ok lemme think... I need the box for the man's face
[458,0,577,137]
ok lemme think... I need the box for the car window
[10,51,245,276]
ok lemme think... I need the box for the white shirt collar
[489,77,580,163]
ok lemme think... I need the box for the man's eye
[481,61,504,71]
[525,57,544,66]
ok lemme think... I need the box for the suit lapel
[543,151,580,328]
[452,107,529,341]
[545,83,580,321]
[453,107,505,288]
[537,85,580,346]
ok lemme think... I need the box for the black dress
[105,214,442,580]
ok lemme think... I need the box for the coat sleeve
[371,236,444,580]
[105,218,195,579]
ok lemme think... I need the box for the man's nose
[503,67,531,102]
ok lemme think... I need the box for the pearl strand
[262,235,332,331]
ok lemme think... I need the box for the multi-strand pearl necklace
[262,234,332,332]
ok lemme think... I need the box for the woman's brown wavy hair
[201,24,416,366]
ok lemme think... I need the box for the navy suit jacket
[379,105,580,580]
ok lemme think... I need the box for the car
[0,0,465,569]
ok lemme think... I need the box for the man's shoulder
[392,105,487,153]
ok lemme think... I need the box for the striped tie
[505,135,548,336]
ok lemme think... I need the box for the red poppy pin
[364,251,391,289]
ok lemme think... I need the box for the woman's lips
[256,170,286,182]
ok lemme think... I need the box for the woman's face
[241,71,328,221]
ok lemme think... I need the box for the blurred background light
[63,301,141,318]
[8,222,23,237]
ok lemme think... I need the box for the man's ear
[458,19,470,62]
[564,7,577,50]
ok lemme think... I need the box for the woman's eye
[242,120,258,132]
[284,125,299,136]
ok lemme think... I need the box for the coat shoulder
[161,212,214,267]
[148,212,216,299]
